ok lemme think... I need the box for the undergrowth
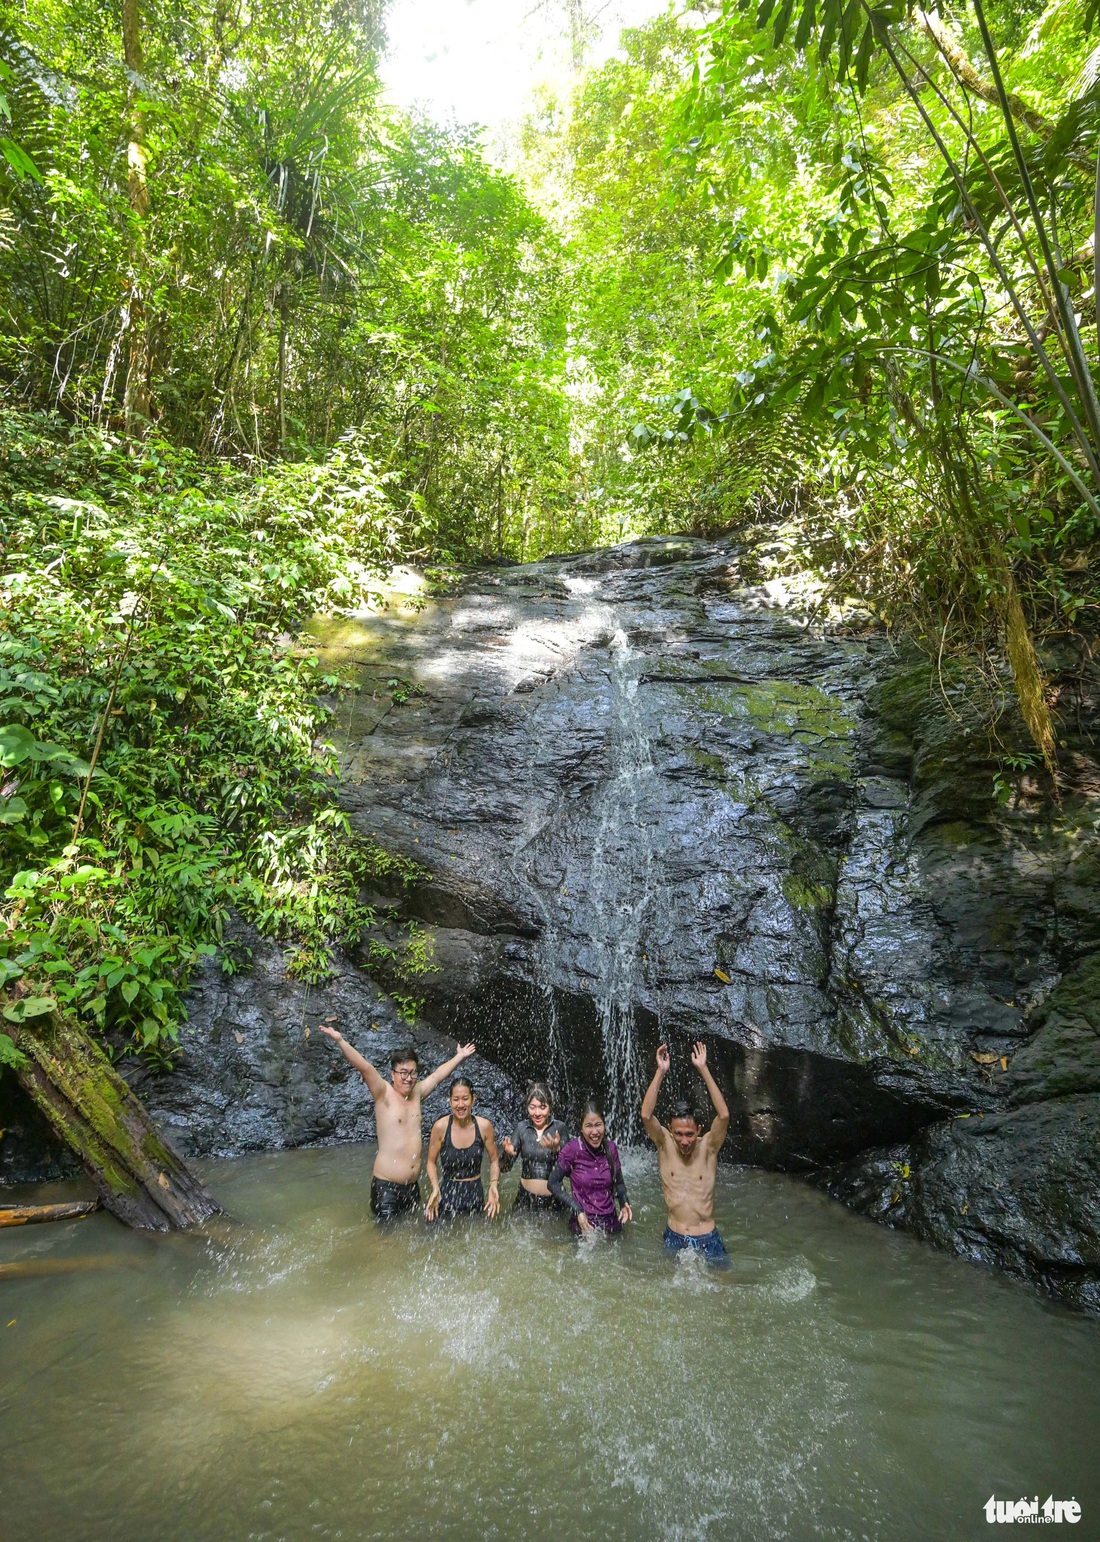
[0,409,437,1066]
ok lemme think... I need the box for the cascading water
[510,801,574,1106]
[585,627,662,1135]
[508,608,665,1138]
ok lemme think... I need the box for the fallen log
[10,1009,220,1231]
[0,1199,99,1227]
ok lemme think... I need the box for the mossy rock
[782,874,832,910]
[685,747,730,782]
[685,678,855,742]
[1008,952,1100,1106]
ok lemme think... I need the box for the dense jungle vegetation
[2,0,1099,1067]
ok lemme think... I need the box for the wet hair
[577,1100,622,1190]
[449,1076,475,1098]
[390,1046,419,1071]
[525,1081,552,1111]
[669,1100,702,1127]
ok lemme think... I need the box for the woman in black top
[425,1077,500,1221]
[501,1081,569,1215]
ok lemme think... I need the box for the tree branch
[914,9,1053,141]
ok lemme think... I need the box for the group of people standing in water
[319,1025,731,1265]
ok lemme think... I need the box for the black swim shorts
[435,1178,484,1220]
[370,1176,421,1221]
[513,1188,565,1217]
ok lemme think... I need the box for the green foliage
[0,1031,30,1068]
[0,0,570,556]
[3,0,1100,1080]
[536,2,1100,766]
[0,409,425,1055]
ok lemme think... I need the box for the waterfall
[585,627,660,1136]
[509,605,664,1139]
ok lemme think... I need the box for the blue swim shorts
[664,1225,730,1267]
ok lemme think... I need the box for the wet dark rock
[129,927,515,1159]
[0,1072,80,1184]
[312,531,1100,1309]
[1,923,514,1182]
[4,530,1100,1312]
[820,1096,1100,1314]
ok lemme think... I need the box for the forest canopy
[2,0,1099,1061]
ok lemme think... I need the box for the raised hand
[690,1040,707,1071]
[502,1135,517,1157]
[456,1042,476,1061]
[538,1128,561,1152]
[319,1024,343,1044]
[656,1042,670,1073]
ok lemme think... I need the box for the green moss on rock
[782,875,832,910]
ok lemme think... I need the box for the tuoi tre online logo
[985,1496,1082,1525]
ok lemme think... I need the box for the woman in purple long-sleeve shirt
[548,1101,633,1235]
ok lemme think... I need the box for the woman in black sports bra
[501,1080,568,1216]
[425,1077,501,1222]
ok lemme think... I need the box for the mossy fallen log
[11,1012,220,1231]
[0,1199,99,1226]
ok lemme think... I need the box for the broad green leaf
[2,996,56,1023]
[0,725,36,766]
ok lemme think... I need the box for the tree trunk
[566,0,584,71]
[12,1011,220,1231]
[121,0,153,429]
[277,283,288,452]
[914,10,1055,141]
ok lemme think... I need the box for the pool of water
[2,1146,1099,1541]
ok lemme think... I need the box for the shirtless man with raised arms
[640,1039,731,1267]
[320,1028,475,1220]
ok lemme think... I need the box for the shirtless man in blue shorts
[640,1040,731,1267]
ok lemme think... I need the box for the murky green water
[3,1146,1099,1542]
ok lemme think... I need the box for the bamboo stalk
[0,1200,99,1227]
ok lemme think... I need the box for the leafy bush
[0,410,427,1058]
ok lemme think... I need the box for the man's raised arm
[319,1025,389,1101]
[690,1041,730,1148]
[641,1043,671,1145]
[417,1041,476,1098]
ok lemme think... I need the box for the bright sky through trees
[380,0,658,128]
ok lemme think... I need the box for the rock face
[316,532,1100,1310]
[823,955,1100,1312]
[0,929,514,1183]
[3,530,1098,1309]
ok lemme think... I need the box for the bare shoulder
[429,1112,448,1133]
[475,1114,494,1136]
